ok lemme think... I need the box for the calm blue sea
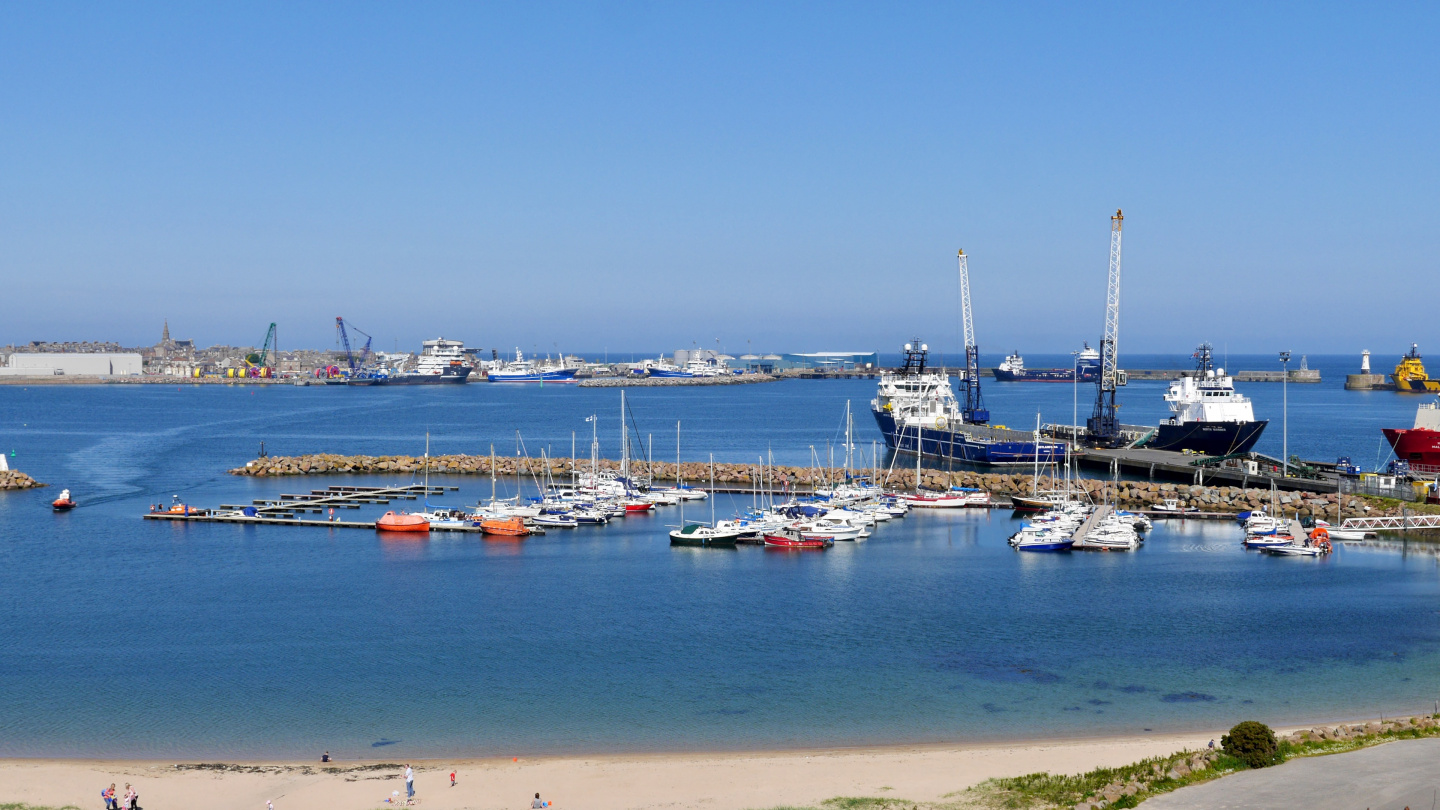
[1,354,1438,759]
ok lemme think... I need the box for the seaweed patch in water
[371,739,401,747]
[1063,706,1083,712]
[1117,684,1150,693]
[981,702,1007,714]
[930,653,1065,684]
[697,708,750,716]
[1087,699,1112,706]
[1160,692,1217,703]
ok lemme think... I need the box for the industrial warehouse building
[0,352,144,377]
[739,352,879,373]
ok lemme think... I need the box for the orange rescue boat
[376,511,430,532]
[52,489,77,512]
[480,515,530,537]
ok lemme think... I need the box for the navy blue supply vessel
[1148,343,1268,455]
[871,341,1065,465]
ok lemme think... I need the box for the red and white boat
[623,500,655,513]
[52,489,77,512]
[763,529,833,549]
[376,511,430,532]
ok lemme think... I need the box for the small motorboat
[1012,530,1075,552]
[1151,498,1198,514]
[1243,533,1295,549]
[623,500,655,513]
[1313,520,1374,541]
[376,511,430,532]
[1264,537,1332,556]
[571,509,610,525]
[762,529,832,549]
[51,489,77,512]
[480,515,531,537]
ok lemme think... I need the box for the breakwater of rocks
[229,454,1392,518]
[577,375,776,387]
[0,470,46,490]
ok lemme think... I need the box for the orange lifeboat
[480,515,530,537]
[376,511,430,532]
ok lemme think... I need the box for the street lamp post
[1279,351,1291,477]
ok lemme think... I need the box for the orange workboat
[52,489,77,512]
[480,515,530,537]
[376,511,430,532]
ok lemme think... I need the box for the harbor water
[1,353,1438,759]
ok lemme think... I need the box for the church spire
[162,320,170,343]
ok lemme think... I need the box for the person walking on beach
[405,764,414,800]
[450,770,456,787]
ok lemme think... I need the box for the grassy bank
[753,715,1440,810]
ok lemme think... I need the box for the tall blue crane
[335,317,373,375]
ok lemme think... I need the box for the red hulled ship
[1383,397,1440,474]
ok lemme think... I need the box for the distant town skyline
[2,3,1435,353]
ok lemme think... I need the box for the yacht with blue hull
[871,342,1065,466]
[1148,344,1268,455]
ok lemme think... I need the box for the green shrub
[1222,720,1279,768]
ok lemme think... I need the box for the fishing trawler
[871,341,1064,465]
[1149,343,1268,455]
[486,349,579,383]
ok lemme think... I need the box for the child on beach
[450,770,456,787]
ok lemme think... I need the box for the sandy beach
[0,732,1229,810]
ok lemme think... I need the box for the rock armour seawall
[229,454,1379,518]
[0,470,46,490]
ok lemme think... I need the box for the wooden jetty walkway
[143,484,495,532]
[1068,505,1113,546]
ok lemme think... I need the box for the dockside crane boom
[958,249,988,424]
[1087,209,1125,446]
[244,323,277,377]
[335,317,374,375]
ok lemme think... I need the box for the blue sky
[2,3,1435,356]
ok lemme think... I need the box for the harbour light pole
[1071,350,1080,445]
[1279,351,1291,477]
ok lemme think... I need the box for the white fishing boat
[1151,498,1198,514]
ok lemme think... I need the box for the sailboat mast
[915,424,922,494]
[710,453,716,527]
[490,443,496,503]
[676,421,681,487]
